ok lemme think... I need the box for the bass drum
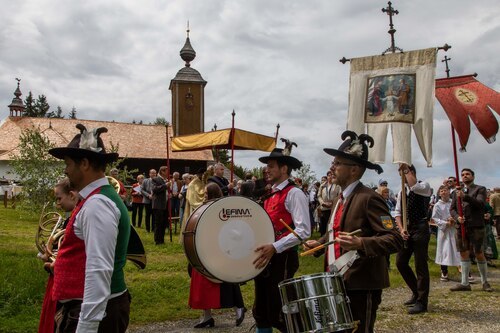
[183,196,274,283]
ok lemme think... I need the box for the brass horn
[106,176,121,193]
[36,203,64,263]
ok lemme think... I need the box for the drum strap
[328,250,359,276]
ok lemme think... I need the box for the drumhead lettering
[219,208,252,221]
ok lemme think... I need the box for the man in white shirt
[49,124,131,333]
[394,164,432,315]
[252,143,311,333]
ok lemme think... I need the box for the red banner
[435,75,500,150]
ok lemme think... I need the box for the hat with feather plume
[49,124,118,163]
[324,130,383,174]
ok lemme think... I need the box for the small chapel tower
[169,25,207,136]
[8,78,26,117]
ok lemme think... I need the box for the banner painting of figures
[347,48,436,166]
[365,74,416,124]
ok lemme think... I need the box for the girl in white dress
[432,185,461,281]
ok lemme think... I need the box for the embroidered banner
[347,48,437,166]
[435,75,500,150]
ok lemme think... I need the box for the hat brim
[259,156,303,170]
[323,148,383,174]
[49,147,119,163]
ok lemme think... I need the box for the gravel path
[128,268,499,333]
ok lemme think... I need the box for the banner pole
[166,125,173,242]
[442,55,465,242]
[230,110,235,192]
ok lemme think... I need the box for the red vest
[264,184,295,241]
[52,188,100,301]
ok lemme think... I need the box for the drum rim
[183,196,274,283]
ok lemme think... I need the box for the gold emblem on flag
[454,88,477,105]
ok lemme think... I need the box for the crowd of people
[37,124,498,333]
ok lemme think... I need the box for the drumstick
[300,229,363,257]
[279,218,304,243]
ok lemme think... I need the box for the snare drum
[279,272,358,333]
[183,196,274,283]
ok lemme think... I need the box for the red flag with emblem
[435,74,500,150]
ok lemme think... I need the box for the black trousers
[171,196,180,218]
[153,209,168,244]
[55,291,130,333]
[319,210,332,236]
[131,203,143,227]
[347,289,382,333]
[396,223,430,305]
[253,249,299,332]
[144,203,154,232]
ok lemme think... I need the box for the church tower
[8,78,25,117]
[169,26,207,136]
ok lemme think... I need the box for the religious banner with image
[365,74,416,123]
[347,48,436,166]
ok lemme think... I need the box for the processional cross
[381,1,402,54]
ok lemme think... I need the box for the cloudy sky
[1,0,499,191]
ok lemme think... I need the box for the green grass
[0,205,324,332]
[0,204,482,332]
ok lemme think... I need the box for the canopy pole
[442,55,465,242]
[274,123,280,143]
[165,125,172,242]
[230,110,235,187]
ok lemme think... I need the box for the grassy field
[0,204,455,333]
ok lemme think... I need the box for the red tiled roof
[0,117,214,162]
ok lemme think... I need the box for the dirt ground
[128,267,500,333]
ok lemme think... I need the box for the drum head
[193,196,274,283]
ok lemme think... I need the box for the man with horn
[253,140,311,333]
[305,131,403,333]
[48,124,131,333]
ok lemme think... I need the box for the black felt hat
[324,130,383,174]
[49,124,118,163]
[259,138,302,170]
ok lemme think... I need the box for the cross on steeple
[381,1,403,54]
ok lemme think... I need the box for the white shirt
[72,177,123,333]
[327,180,360,265]
[271,179,311,253]
[394,181,431,218]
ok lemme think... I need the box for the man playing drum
[253,142,311,333]
[305,131,403,333]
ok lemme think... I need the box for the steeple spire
[180,21,196,67]
[8,78,26,117]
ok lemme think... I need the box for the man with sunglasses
[305,131,402,333]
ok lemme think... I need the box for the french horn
[106,176,121,193]
[36,203,64,263]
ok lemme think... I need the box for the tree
[24,91,36,117]
[34,94,50,117]
[68,107,77,119]
[106,141,138,186]
[293,163,317,186]
[47,106,64,119]
[9,127,65,212]
[153,117,169,126]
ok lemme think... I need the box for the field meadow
[0,204,452,333]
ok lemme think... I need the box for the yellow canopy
[172,128,276,152]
